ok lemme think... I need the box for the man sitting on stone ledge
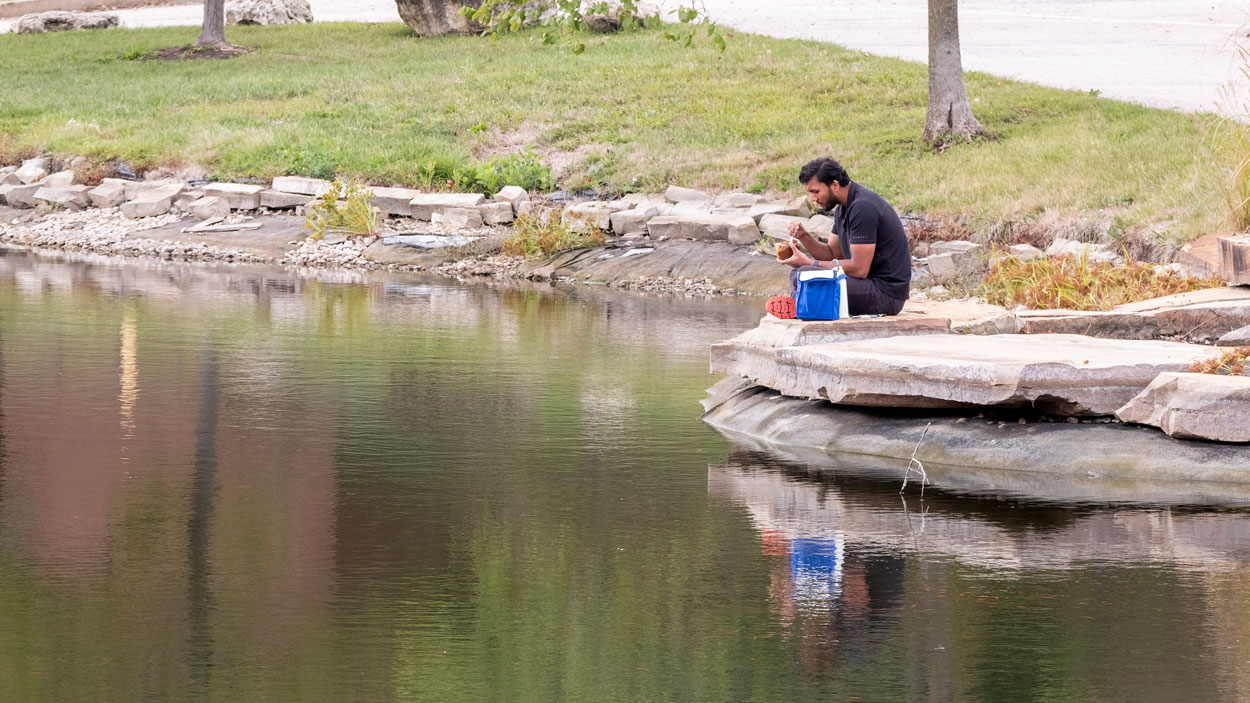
[776,157,911,316]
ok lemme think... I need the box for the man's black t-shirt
[828,182,911,301]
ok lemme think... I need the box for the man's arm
[841,243,875,278]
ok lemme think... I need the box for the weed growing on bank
[980,253,1226,311]
[303,180,381,240]
[501,215,605,257]
[1189,347,1250,375]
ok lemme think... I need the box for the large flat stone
[260,189,315,209]
[33,184,90,210]
[410,193,486,220]
[3,183,43,208]
[1116,372,1250,442]
[370,186,423,216]
[664,185,712,204]
[1018,286,1250,343]
[271,176,332,196]
[1219,234,1250,285]
[717,333,1223,416]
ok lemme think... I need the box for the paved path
[2,0,1247,114]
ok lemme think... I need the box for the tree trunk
[196,0,226,45]
[923,0,983,144]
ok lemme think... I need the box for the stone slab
[3,183,42,208]
[431,207,483,230]
[410,193,486,220]
[88,181,126,208]
[33,184,89,210]
[477,201,514,225]
[189,196,230,221]
[1116,372,1250,442]
[260,189,315,209]
[713,192,761,209]
[203,183,264,210]
[1018,286,1250,343]
[562,202,616,232]
[1219,234,1250,285]
[120,213,307,259]
[493,185,529,213]
[370,186,422,216]
[609,206,660,236]
[716,333,1223,416]
[664,185,712,203]
[270,176,332,196]
[1177,233,1224,277]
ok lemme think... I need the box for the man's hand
[787,220,811,242]
[779,247,813,269]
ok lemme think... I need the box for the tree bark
[923,0,983,144]
[196,0,226,45]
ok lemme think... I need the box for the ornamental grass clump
[303,180,381,240]
[980,252,1226,311]
[1188,347,1250,376]
[502,214,605,258]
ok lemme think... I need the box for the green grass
[0,21,1237,241]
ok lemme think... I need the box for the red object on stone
[766,296,796,319]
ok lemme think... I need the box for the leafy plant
[501,213,606,257]
[303,180,381,240]
[980,251,1226,311]
[451,151,555,195]
[1189,347,1250,376]
[459,1,723,53]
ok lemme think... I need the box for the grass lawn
[0,21,1240,244]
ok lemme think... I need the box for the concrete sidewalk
[1,0,1247,114]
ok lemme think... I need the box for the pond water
[1,248,1249,702]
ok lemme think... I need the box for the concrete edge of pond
[700,379,1250,505]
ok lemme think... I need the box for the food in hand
[776,241,794,260]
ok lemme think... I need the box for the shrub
[303,180,381,240]
[980,252,1226,311]
[450,151,555,195]
[1189,347,1250,375]
[501,213,605,258]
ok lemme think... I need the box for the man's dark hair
[799,157,850,187]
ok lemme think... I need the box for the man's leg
[844,276,906,316]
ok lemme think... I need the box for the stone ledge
[1116,372,1250,442]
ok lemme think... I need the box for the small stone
[494,185,529,213]
[203,183,264,210]
[477,201,514,225]
[86,178,125,206]
[41,170,77,188]
[664,185,712,204]
[1217,324,1250,347]
[33,185,90,210]
[431,207,483,230]
[14,163,47,185]
[189,196,230,221]
[1065,417,1079,424]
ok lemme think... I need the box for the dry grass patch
[1189,347,1250,376]
[981,253,1227,311]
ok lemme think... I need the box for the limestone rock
[1219,234,1250,285]
[641,213,758,243]
[759,214,804,239]
[1019,286,1250,343]
[1008,243,1045,261]
[494,185,529,213]
[665,185,712,204]
[1046,237,1116,262]
[395,0,484,36]
[0,172,19,186]
[33,185,90,210]
[563,202,620,232]
[713,333,1223,416]
[670,201,713,216]
[259,190,313,209]
[87,181,126,209]
[713,192,762,209]
[3,183,43,208]
[203,183,263,209]
[271,176,332,196]
[367,186,422,216]
[121,192,175,219]
[748,200,799,223]
[930,240,981,256]
[1217,324,1250,346]
[806,214,835,238]
[41,170,77,188]
[190,196,231,221]
[1116,372,1250,442]
[226,0,313,25]
[432,207,483,230]
[410,192,486,220]
[788,196,812,217]
[14,163,47,185]
[477,201,514,225]
[610,206,660,236]
[1177,233,1224,277]
[15,11,119,34]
